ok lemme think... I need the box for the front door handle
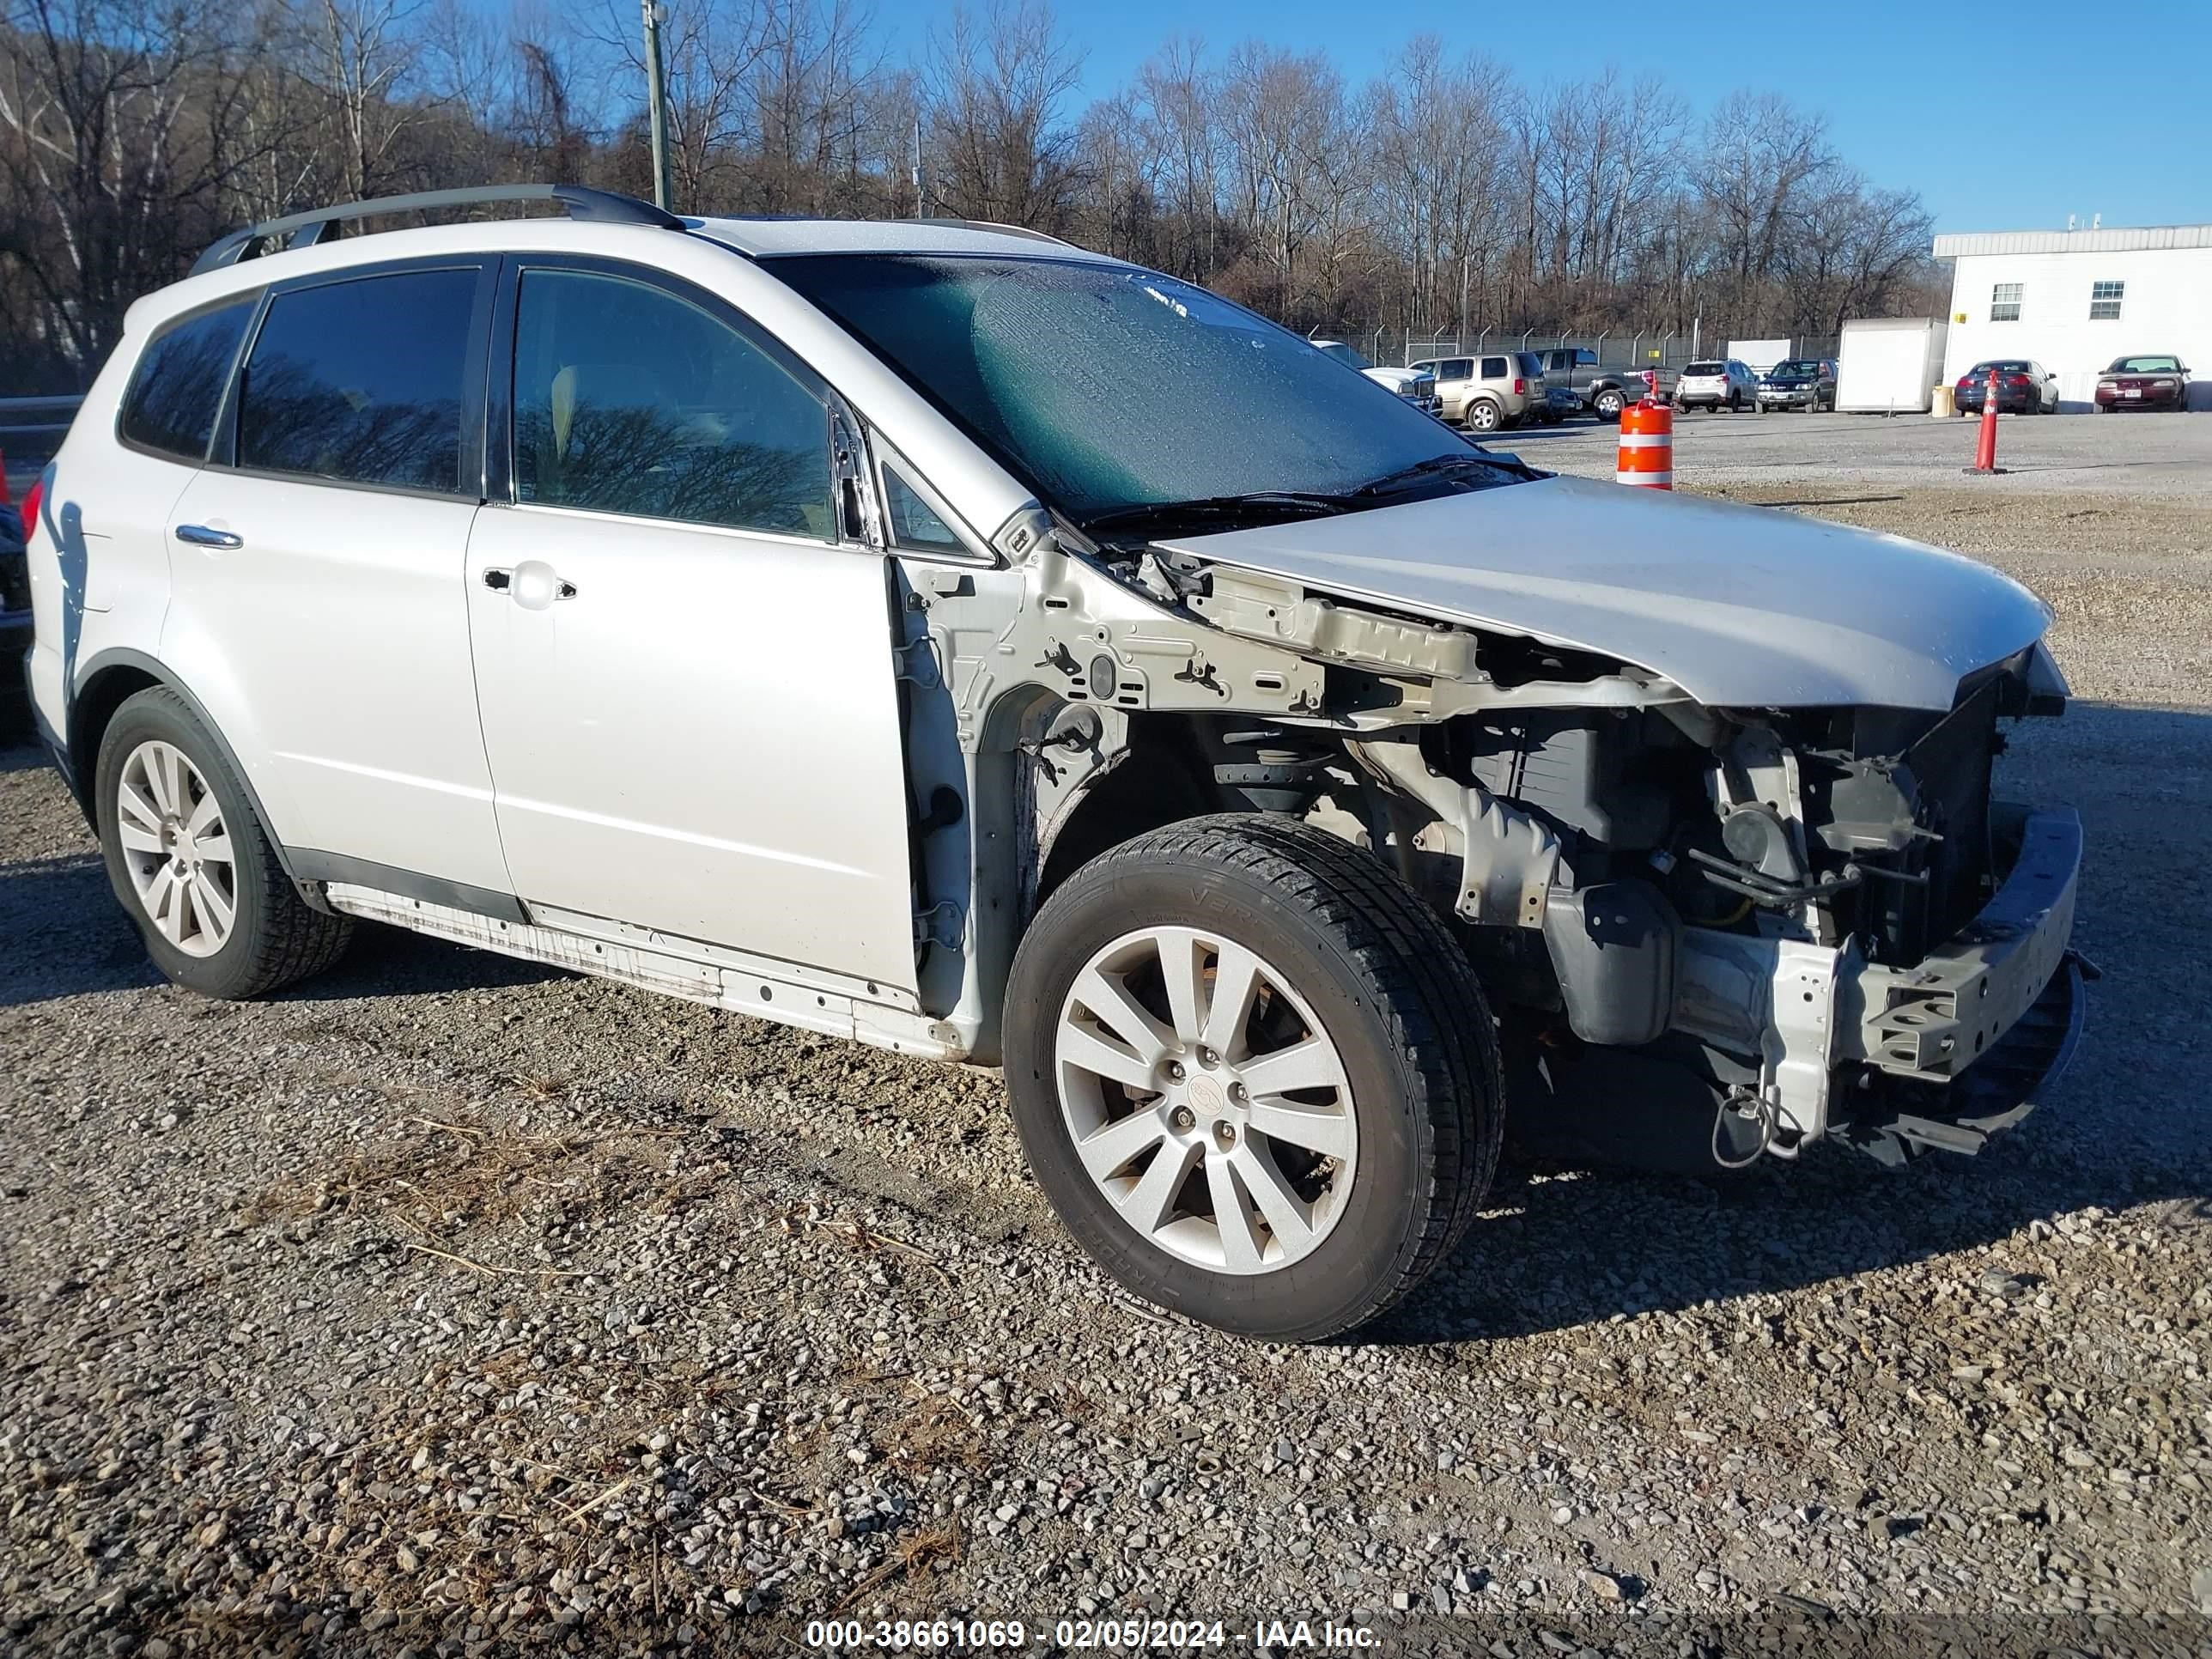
[484,560,576,610]
[174,524,243,550]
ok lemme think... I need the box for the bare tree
[0,5,1942,392]
[924,0,1083,228]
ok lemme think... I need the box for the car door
[161,258,513,897]
[465,257,920,993]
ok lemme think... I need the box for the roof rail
[191,185,684,276]
[914,216,1072,247]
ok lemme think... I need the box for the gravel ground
[3,464,2211,1659]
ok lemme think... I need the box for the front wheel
[1005,817,1500,1341]
[96,688,352,999]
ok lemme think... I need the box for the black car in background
[1955,360,2058,415]
[0,497,27,735]
[1755,358,1836,411]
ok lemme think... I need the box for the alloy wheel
[116,739,237,957]
[1052,926,1358,1274]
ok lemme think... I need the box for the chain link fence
[1325,328,1842,374]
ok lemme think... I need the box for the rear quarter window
[118,301,256,462]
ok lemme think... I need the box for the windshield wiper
[1082,490,1355,536]
[1352,450,1537,496]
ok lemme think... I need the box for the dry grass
[246,1109,686,1253]
[830,1522,963,1613]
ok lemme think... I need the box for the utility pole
[911,112,923,219]
[641,0,676,213]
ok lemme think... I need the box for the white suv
[26,185,2088,1341]
[1674,358,1759,412]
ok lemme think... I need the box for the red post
[1967,367,2002,474]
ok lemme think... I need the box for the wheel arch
[1035,710,1223,904]
[68,647,307,889]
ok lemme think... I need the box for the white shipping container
[1836,318,1950,413]
[1726,338,1793,374]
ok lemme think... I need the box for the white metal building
[1933,223,2212,410]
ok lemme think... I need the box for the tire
[1464,399,1502,432]
[1004,815,1501,1341]
[1594,389,1624,421]
[95,687,351,999]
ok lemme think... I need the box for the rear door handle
[483,561,576,608]
[174,524,242,550]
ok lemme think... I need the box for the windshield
[771,254,1497,522]
[1684,361,1726,376]
[1316,341,1373,370]
[2109,356,2180,374]
[1769,360,1822,377]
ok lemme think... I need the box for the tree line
[0,0,1942,391]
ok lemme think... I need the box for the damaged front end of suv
[941,472,2088,1177]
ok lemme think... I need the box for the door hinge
[914,900,963,951]
[894,635,942,690]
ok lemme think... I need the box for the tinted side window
[1481,356,1508,379]
[120,301,254,462]
[513,269,834,539]
[237,269,477,491]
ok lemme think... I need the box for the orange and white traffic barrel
[1616,394,1673,489]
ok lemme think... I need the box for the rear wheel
[1005,816,1500,1341]
[95,688,351,999]
[1594,389,1624,420]
[1465,398,1502,432]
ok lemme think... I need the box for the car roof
[125,212,1129,337]
[690,216,1116,263]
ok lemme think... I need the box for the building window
[1990,283,2023,323]
[2088,280,2124,321]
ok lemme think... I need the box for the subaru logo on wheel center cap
[1188,1073,1227,1117]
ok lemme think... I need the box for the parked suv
[1515,351,1576,424]
[1755,358,1837,412]
[1407,352,1540,431]
[27,185,2089,1342]
[1674,359,1758,411]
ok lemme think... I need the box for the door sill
[323,884,967,1061]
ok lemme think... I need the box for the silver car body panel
[1157,475,2052,713]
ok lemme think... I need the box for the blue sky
[891,0,2209,234]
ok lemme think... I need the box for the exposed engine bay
[903,498,2087,1175]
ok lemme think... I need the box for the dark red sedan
[2094,355,2191,411]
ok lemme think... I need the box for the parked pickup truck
[1534,348,1676,421]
